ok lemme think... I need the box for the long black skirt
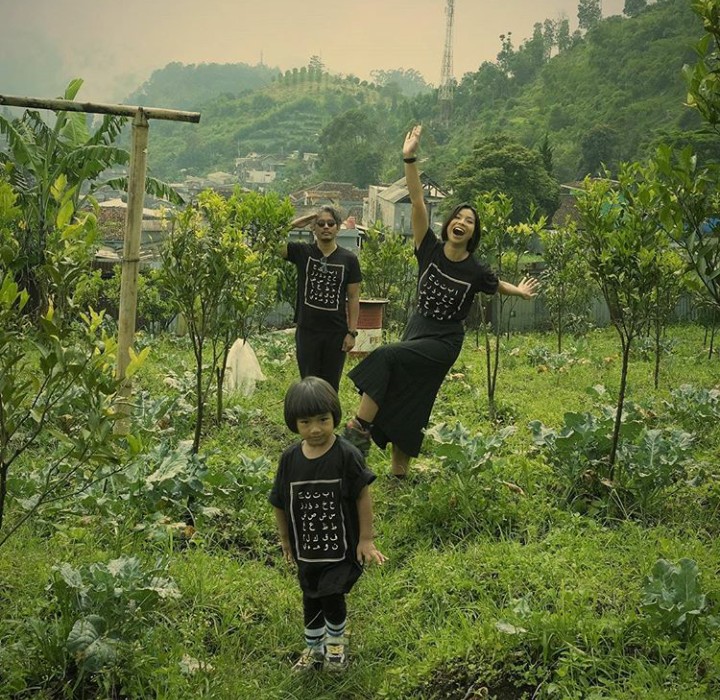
[347,313,464,457]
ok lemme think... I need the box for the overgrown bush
[530,388,696,520]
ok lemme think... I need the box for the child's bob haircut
[283,376,342,433]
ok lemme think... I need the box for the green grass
[1,323,719,698]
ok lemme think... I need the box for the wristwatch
[348,330,358,338]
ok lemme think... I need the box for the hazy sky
[1,0,625,103]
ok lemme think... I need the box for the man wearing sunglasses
[279,206,362,392]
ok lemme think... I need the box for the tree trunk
[709,309,717,360]
[653,315,661,390]
[609,337,631,479]
[0,464,7,533]
[193,362,204,454]
[480,301,496,421]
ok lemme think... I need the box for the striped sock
[325,618,346,639]
[304,625,325,649]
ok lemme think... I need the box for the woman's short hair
[316,205,343,227]
[440,203,481,254]
[283,376,342,432]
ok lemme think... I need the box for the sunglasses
[316,220,336,228]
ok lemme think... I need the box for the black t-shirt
[414,230,499,322]
[286,242,362,332]
[268,436,375,596]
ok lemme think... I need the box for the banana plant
[0,78,182,314]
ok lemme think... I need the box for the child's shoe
[343,419,371,457]
[292,645,324,672]
[323,636,348,672]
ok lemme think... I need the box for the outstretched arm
[497,276,541,300]
[403,125,429,249]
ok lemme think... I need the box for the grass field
[1,323,719,699]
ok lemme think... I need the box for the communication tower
[438,0,455,124]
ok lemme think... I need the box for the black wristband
[348,330,358,338]
[403,157,417,163]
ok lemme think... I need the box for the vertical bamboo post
[115,109,149,425]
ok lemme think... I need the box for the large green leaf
[66,615,118,672]
[98,176,184,205]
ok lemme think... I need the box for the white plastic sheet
[224,339,266,396]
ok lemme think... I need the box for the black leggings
[303,592,347,630]
[295,327,348,392]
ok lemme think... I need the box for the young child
[269,376,386,672]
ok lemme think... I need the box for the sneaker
[343,419,371,457]
[292,645,324,672]
[323,636,347,672]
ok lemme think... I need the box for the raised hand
[517,275,541,300]
[403,124,422,159]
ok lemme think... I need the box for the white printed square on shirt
[417,263,471,321]
[290,478,347,563]
[303,257,345,311]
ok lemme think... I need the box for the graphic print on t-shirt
[417,263,472,321]
[303,257,345,312]
[290,478,347,563]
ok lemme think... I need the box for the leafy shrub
[641,558,718,642]
[526,345,582,374]
[401,422,522,543]
[663,383,720,435]
[529,389,696,519]
[22,556,179,693]
[632,334,676,361]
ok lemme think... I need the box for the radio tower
[438,0,455,124]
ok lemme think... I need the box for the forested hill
[436,0,704,182]
[136,0,703,185]
[125,62,278,111]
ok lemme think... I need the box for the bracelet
[403,157,417,163]
[348,330,358,338]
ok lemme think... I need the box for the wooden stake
[0,94,200,123]
[0,93,200,426]
[115,109,150,425]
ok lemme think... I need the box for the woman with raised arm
[343,125,539,478]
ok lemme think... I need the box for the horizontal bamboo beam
[0,94,200,123]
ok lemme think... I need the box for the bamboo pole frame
[0,93,200,423]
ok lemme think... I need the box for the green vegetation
[2,4,720,697]
[134,0,701,186]
[1,325,719,698]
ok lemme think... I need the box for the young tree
[473,192,538,420]
[161,189,292,451]
[684,0,720,132]
[652,145,720,325]
[576,165,665,472]
[647,247,687,387]
[540,223,593,352]
[0,182,136,548]
[358,223,415,330]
